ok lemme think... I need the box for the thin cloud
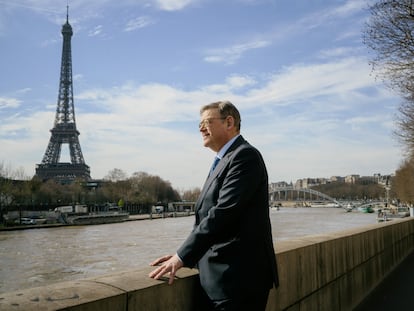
[155,0,196,11]
[0,97,21,110]
[332,0,368,17]
[0,0,60,14]
[41,37,59,47]
[244,56,377,107]
[88,25,103,37]
[300,0,367,29]
[124,16,155,32]
[265,0,367,47]
[15,88,32,95]
[202,0,367,67]
[201,75,257,94]
[318,47,358,59]
[204,39,271,65]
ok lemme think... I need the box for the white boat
[66,210,129,225]
[56,204,130,225]
[345,203,354,212]
[310,202,340,208]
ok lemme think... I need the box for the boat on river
[344,203,354,212]
[56,204,129,225]
[358,205,375,213]
[66,210,129,225]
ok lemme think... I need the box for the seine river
[0,207,378,294]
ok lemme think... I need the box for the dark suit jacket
[177,135,279,300]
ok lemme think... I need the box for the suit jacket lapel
[195,136,246,212]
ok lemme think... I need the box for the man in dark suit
[149,101,278,310]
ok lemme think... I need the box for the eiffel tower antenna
[35,6,91,183]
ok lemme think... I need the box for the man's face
[199,108,229,152]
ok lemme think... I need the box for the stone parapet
[269,217,414,310]
[0,218,413,310]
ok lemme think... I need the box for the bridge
[269,186,389,211]
[269,186,340,205]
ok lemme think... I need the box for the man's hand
[149,254,183,285]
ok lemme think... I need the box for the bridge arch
[269,186,340,206]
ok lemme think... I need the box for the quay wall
[0,217,413,311]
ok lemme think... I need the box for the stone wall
[0,218,413,311]
[268,217,414,310]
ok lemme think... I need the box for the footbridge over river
[269,185,340,206]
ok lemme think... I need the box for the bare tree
[0,161,14,179]
[392,157,414,203]
[395,100,414,154]
[364,1,414,199]
[104,168,128,182]
[181,187,201,202]
[363,0,414,96]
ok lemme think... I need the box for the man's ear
[227,116,234,128]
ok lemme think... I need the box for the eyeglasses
[199,117,226,129]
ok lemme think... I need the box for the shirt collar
[216,134,240,160]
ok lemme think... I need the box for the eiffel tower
[35,7,91,183]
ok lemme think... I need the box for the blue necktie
[209,156,220,176]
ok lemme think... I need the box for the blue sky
[0,0,403,190]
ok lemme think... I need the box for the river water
[0,207,378,294]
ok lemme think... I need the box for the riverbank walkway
[354,250,414,310]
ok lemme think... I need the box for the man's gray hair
[200,101,241,131]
